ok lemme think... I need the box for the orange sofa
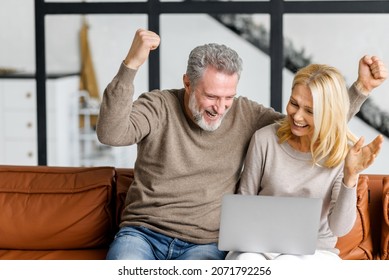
[0,165,387,260]
[336,175,389,259]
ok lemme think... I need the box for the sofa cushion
[0,249,108,260]
[382,177,389,260]
[336,175,373,259]
[0,165,116,250]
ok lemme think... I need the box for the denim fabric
[106,226,227,260]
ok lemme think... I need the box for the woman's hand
[355,55,388,95]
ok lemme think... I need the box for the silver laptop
[218,194,323,255]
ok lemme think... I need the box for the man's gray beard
[188,92,226,132]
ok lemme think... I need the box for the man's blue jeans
[106,226,227,260]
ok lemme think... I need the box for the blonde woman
[226,64,384,260]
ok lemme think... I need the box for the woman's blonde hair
[277,64,357,168]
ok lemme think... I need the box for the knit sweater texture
[96,62,366,244]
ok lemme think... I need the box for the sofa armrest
[114,168,134,229]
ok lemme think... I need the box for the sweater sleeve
[327,173,357,237]
[96,63,164,146]
[347,82,368,121]
[238,131,264,195]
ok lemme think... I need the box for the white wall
[1,0,388,173]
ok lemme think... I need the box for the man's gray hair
[186,43,243,87]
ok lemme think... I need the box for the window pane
[46,15,148,167]
[161,14,271,106]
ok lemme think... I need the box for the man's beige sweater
[96,63,366,244]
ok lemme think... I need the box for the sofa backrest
[0,165,116,251]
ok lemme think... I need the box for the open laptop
[218,194,323,255]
